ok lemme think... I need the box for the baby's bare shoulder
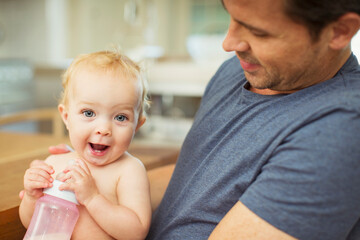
[118,152,146,172]
[101,152,147,183]
[91,152,147,188]
[45,152,77,165]
[111,153,150,192]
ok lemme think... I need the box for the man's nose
[222,21,250,53]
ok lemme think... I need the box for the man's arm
[209,201,296,240]
[210,109,360,240]
[147,164,175,211]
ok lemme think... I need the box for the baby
[19,51,152,239]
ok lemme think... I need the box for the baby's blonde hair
[60,50,150,118]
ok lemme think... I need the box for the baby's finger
[56,171,72,183]
[25,169,54,184]
[62,167,84,182]
[62,159,79,173]
[71,164,88,178]
[59,169,82,184]
[25,179,53,190]
[76,159,91,175]
[30,161,54,175]
[63,162,87,178]
[58,181,74,192]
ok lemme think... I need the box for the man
[147,0,360,239]
[34,0,360,239]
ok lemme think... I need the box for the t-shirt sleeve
[240,109,360,240]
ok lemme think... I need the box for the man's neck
[249,87,295,95]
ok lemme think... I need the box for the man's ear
[135,116,146,133]
[329,12,360,50]
[58,104,69,130]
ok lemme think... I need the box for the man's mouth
[89,143,109,153]
[239,59,261,72]
[236,53,261,72]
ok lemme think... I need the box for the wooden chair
[0,107,66,138]
[0,108,66,238]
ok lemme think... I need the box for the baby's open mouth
[89,143,109,152]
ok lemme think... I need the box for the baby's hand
[58,159,99,206]
[23,160,54,200]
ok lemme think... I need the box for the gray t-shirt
[147,54,360,240]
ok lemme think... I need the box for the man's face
[222,0,334,93]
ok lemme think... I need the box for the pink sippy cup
[23,180,79,240]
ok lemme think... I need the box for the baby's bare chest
[91,168,120,203]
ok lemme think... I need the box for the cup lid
[43,180,79,205]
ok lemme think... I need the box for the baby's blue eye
[83,110,95,118]
[115,115,127,122]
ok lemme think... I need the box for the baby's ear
[58,104,69,129]
[135,116,146,132]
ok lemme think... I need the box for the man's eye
[83,110,95,118]
[251,30,268,37]
[115,115,127,122]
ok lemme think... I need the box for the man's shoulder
[328,68,360,113]
[338,53,360,94]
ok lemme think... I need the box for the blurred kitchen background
[0,0,359,146]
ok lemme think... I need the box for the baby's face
[60,68,144,166]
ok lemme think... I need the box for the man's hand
[48,143,72,154]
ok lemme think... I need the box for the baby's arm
[19,159,54,227]
[60,158,152,239]
[93,160,151,239]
